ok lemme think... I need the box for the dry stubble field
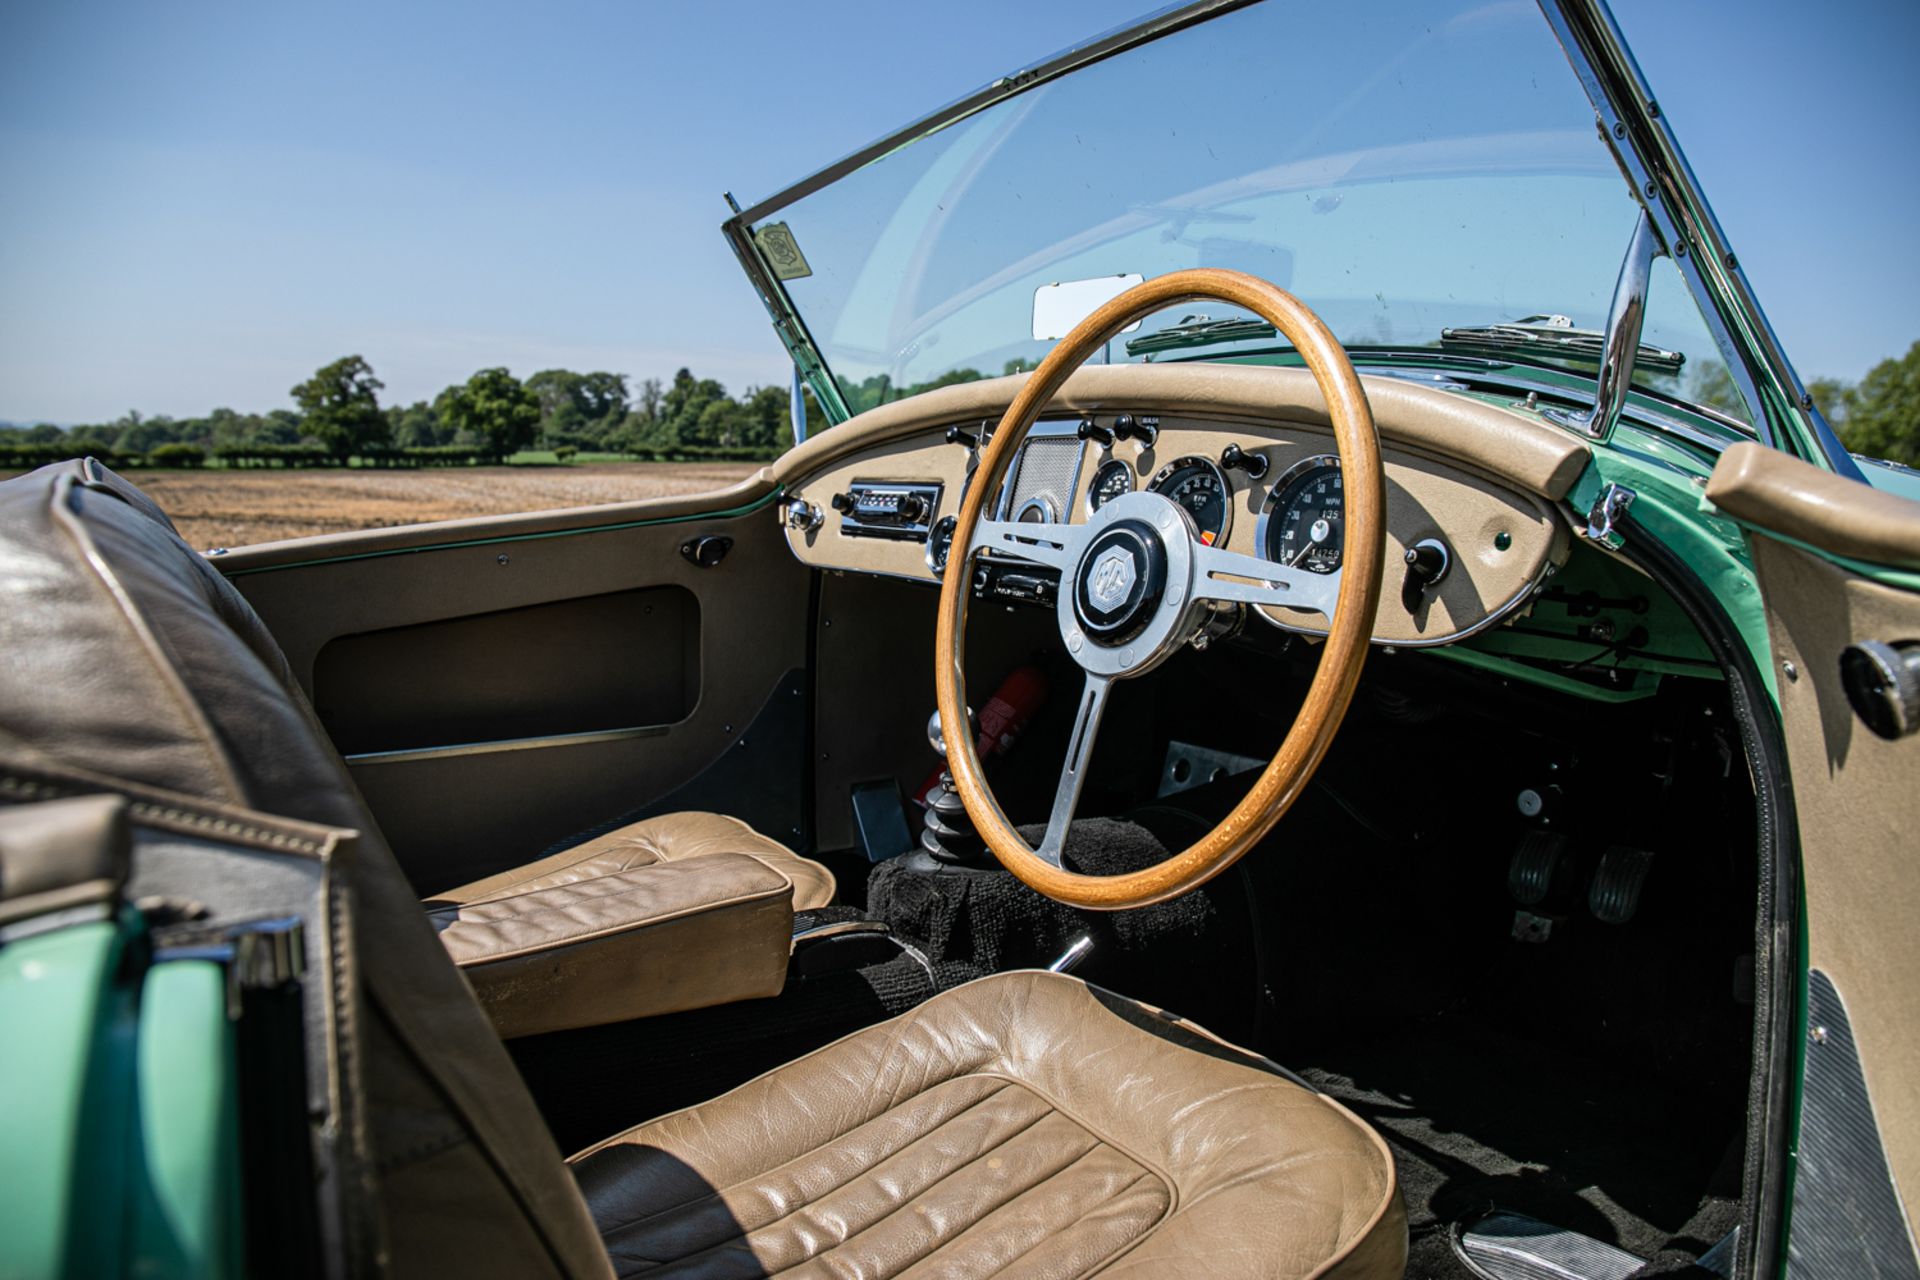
[107,463,763,550]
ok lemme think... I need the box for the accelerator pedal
[1454,1210,1645,1280]
[1589,845,1655,924]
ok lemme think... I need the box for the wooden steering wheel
[935,269,1385,910]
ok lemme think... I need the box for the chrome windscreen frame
[1536,0,1864,481]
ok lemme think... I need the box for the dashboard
[774,363,1581,647]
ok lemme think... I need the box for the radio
[831,481,943,541]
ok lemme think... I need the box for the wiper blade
[1439,314,1684,373]
[1125,315,1284,357]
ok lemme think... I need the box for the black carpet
[1297,1012,1743,1279]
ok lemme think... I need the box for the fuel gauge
[1086,458,1135,514]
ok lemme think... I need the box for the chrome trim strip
[1255,553,1560,649]
[1537,0,1865,481]
[342,723,670,766]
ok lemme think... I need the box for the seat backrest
[0,460,610,1279]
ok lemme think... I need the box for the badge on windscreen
[754,222,813,281]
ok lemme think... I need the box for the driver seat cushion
[569,969,1406,1279]
[426,813,837,1038]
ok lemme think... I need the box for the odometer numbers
[1259,455,1344,576]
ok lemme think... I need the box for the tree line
[0,356,809,470]
[4,341,1912,471]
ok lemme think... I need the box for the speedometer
[1258,454,1344,575]
[1147,456,1231,545]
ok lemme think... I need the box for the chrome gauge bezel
[924,514,958,574]
[1253,453,1343,577]
[1146,455,1233,545]
[1085,458,1137,518]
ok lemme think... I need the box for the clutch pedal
[1508,830,1566,906]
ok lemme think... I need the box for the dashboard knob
[1112,414,1159,447]
[897,493,931,523]
[1401,538,1451,612]
[1219,442,1270,480]
[830,492,855,514]
[1840,639,1920,740]
[1076,418,1116,448]
[946,424,980,450]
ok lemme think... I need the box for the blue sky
[1,0,1914,424]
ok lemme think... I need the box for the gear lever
[920,707,990,864]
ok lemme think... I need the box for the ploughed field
[114,463,762,550]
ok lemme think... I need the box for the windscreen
[749,0,1730,418]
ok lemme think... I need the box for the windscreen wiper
[1439,314,1684,373]
[1125,315,1285,357]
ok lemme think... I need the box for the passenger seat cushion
[443,812,836,913]
[428,851,796,1039]
[569,970,1406,1280]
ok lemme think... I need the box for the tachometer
[1086,458,1135,514]
[1258,454,1344,575]
[1147,456,1232,545]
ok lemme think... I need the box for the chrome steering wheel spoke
[1192,541,1341,617]
[1034,672,1111,867]
[968,517,1077,571]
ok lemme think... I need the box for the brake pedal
[1508,830,1566,906]
[1589,845,1654,924]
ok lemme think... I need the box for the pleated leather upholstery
[570,971,1406,1279]
[435,812,836,914]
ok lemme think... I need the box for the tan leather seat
[427,813,838,1037]
[571,969,1406,1279]
[3,460,1404,1278]
[435,812,837,914]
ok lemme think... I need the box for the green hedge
[148,443,207,468]
[211,443,332,468]
[0,442,125,469]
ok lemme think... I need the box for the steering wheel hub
[1073,519,1167,644]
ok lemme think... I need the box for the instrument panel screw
[496,553,509,565]
[1783,660,1799,682]
[1810,1024,1829,1045]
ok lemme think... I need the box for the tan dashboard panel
[784,404,1567,646]
[773,362,1589,500]
[784,433,973,582]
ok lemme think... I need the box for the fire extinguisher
[915,664,1049,805]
